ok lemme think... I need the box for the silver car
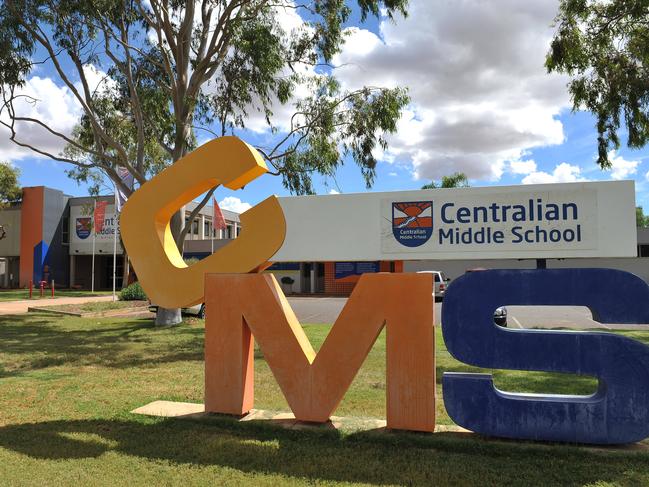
[148,303,205,318]
[416,270,450,301]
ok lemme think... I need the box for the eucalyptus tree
[0,0,410,324]
[547,0,649,168]
[0,162,21,240]
[421,172,469,189]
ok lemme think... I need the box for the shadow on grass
[0,416,646,486]
[0,313,204,375]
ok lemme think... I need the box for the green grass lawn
[0,289,112,301]
[1,313,649,486]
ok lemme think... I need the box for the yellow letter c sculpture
[120,136,286,308]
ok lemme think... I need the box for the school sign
[122,137,648,446]
[272,181,635,262]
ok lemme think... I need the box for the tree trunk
[155,210,184,326]
[155,307,182,326]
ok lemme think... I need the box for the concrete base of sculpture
[155,307,182,326]
[131,400,469,434]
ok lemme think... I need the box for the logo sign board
[272,181,636,262]
[69,203,123,255]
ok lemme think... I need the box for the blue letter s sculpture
[442,268,649,444]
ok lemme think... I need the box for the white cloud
[0,64,116,163]
[522,162,586,185]
[328,189,340,195]
[607,151,640,180]
[219,196,252,213]
[509,159,537,175]
[0,76,81,161]
[333,0,570,182]
[389,172,398,177]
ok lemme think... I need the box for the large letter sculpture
[120,136,286,308]
[442,268,649,444]
[204,272,436,432]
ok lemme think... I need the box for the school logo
[76,218,92,239]
[392,201,433,247]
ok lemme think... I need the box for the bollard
[29,280,33,299]
[39,281,44,298]
[51,280,55,298]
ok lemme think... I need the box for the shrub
[280,276,295,285]
[120,282,147,301]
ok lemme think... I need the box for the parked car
[492,305,507,327]
[148,303,205,319]
[465,268,507,327]
[416,270,451,301]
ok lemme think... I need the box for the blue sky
[4,1,649,212]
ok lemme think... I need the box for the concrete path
[287,297,649,330]
[0,295,114,315]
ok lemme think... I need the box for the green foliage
[119,281,147,301]
[637,207,649,228]
[547,1,649,168]
[0,0,410,197]
[422,172,469,189]
[183,257,200,266]
[280,276,295,285]
[278,80,409,194]
[0,162,21,207]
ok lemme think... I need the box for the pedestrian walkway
[0,295,114,315]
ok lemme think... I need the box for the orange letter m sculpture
[205,272,435,432]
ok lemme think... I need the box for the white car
[416,270,450,301]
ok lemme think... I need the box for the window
[226,224,233,239]
[204,220,212,238]
[638,244,649,257]
[192,219,199,235]
[236,226,241,237]
[61,216,69,245]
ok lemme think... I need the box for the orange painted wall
[19,187,44,287]
[324,261,403,295]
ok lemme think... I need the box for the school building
[2,185,649,295]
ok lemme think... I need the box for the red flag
[94,200,109,233]
[213,197,227,231]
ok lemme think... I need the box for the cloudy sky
[3,0,649,213]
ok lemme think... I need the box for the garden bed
[28,300,150,317]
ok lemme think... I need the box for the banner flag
[94,200,109,233]
[115,167,134,212]
[213,197,227,231]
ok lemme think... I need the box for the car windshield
[433,274,440,282]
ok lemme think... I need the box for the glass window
[61,216,69,245]
[639,245,649,257]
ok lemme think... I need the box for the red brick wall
[324,261,403,296]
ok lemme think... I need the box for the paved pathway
[287,297,649,330]
[0,295,114,315]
